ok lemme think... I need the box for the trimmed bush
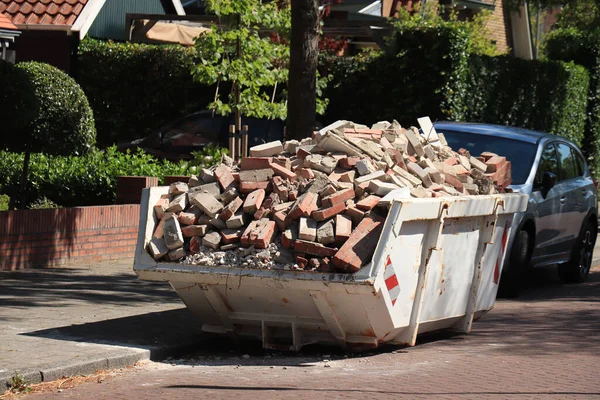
[0,147,191,207]
[0,61,96,156]
[545,28,600,173]
[464,55,589,146]
[77,38,214,147]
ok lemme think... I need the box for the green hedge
[0,61,96,155]
[323,25,589,151]
[464,55,589,146]
[0,147,191,208]
[545,28,600,173]
[77,38,214,147]
[322,25,471,126]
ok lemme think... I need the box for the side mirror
[541,171,557,194]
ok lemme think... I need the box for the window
[534,143,558,189]
[574,150,585,177]
[556,143,578,181]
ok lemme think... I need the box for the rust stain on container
[282,297,289,303]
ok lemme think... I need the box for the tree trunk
[12,151,30,210]
[287,0,320,140]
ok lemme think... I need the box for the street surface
[22,265,600,400]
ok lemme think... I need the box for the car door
[555,142,590,250]
[530,142,567,262]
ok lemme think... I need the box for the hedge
[0,61,96,156]
[77,38,214,147]
[545,28,600,173]
[322,25,471,127]
[464,55,589,146]
[323,25,589,151]
[0,147,191,208]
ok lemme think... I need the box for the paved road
[23,265,600,400]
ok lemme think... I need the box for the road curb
[1,340,202,391]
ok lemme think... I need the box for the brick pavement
[18,265,600,400]
[0,261,204,388]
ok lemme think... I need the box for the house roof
[0,12,18,30]
[0,0,88,26]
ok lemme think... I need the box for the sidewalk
[4,244,600,391]
[0,261,205,389]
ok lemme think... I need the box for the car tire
[558,220,596,284]
[498,229,530,298]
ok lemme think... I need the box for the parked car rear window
[438,130,537,185]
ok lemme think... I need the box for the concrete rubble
[147,118,513,274]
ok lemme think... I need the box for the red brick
[248,220,277,249]
[312,202,347,221]
[322,188,355,208]
[296,255,308,269]
[346,205,365,226]
[189,236,202,254]
[214,165,235,190]
[454,165,470,175]
[219,196,243,221]
[338,156,360,169]
[220,229,242,244]
[444,157,458,166]
[240,181,272,194]
[288,190,298,201]
[178,212,198,226]
[486,156,507,173]
[281,228,297,249]
[154,195,169,219]
[354,181,370,198]
[272,176,289,202]
[297,147,314,159]
[273,210,290,231]
[480,152,498,161]
[240,157,272,170]
[269,162,296,180]
[181,225,208,238]
[293,240,337,258]
[288,192,319,220]
[444,173,464,192]
[356,195,381,211]
[243,189,266,214]
[297,168,315,180]
[458,148,471,157]
[487,161,511,184]
[332,215,384,273]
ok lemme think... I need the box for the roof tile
[0,12,18,29]
[1,0,87,26]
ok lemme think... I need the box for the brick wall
[0,205,140,271]
[486,0,512,54]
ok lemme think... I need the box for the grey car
[434,122,598,296]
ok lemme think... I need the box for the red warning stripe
[385,274,399,291]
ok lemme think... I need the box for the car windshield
[438,129,537,185]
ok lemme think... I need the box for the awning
[133,19,211,46]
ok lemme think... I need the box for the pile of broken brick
[147,119,512,274]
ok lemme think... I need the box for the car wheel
[558,220,596,284]
[498,229,530,298]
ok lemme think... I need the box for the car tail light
[593,177,598,190]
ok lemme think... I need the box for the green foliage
[0,194,9,211]
[465,56,589,146]
[0,147,190,207]
[77,38,213,147]
[190,144,230,169]
[392,2,504,57]
[546,28,600,173]
[0,61,96,156]
[322,24,472,126]
[27,197,62,210]
[193,0,327,120]
[8,371,31,394]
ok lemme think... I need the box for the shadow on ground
[0,269,178,310]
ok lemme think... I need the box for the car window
[439,130,537,185]
[534,143,558,189]
[556,143,578,181]
[163,116,223,143]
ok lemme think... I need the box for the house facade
[0,0,185,72]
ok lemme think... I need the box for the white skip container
[134,187,528,350]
